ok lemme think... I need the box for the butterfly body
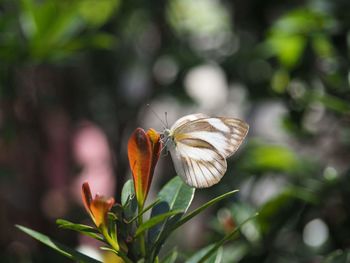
[163,114,249,188]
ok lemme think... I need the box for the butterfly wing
[168,114,249,188]
[173,116,249,158]
[170,113,209,130]
[167,138,227,188]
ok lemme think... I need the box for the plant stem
[138,207,146,257]
[100,225,133,263]
[101,225,119,251]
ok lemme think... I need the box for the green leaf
[56,219,103,241]
[16,225,102,263]
[268,34,306,68]
[186,245,223,263]
[121,179,138,220]
[61,34,117,53]
[230,203,261,243]
[150,189,239,262]
[78,0,121,27]
[323,249,350,263]
[148,176,195,244]
[121,179,135,206]
[313,93,350,114]
[56,219,96,231]
[125,199,160,224]
[265,8,335,69]
[162,249,178,263]
[239,142,300,173]
[172,190,239,231]
[197,213,258,263]
[158,176,195,212]
[135,209,183,237]
[100,247,133,263]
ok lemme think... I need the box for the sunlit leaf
[266,8,335,69]
[148,176,195,246]
[240,142,300,173]
[78,0,121,27]
[135,209,183,237]
[186,245,223,263]
[121,179,138,220]
[100,246,132,263]
[125,199,160,224]
[230,203,261,243]
[150,189,238,262]
[121,179,135,206]
[195,214,258,263]
[172,190,239,231]
[157,176,195,213]
[271,68,290,93]
[268,34,306,68]
[56,219,103,242]
[221,242,249,263]
[162,249,178,263]
[16,225,102,263]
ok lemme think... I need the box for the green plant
[16,127,256,263]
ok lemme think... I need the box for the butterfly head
[162,128,171,138]
[160,128,175,151]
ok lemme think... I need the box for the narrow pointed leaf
[197,213,259,263]
[148,176,195,246]
[56,219,97,232]
[125,199,160,224]
[186,245,223,263]
[135,209,183,237]
[150,189,239,261]
[16,225,102,263]
[100,247,133,263]
[56,219,104,242]
[172,190,239,230]
[162,249,178,263]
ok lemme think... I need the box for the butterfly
[163,113,249,188]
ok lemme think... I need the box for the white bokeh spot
[185,64,228,109]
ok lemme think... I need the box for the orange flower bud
[82,182,115,228]
[127,128,161,209]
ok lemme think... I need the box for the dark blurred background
[1,0,350,262]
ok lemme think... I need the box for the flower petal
[90,195,115,227]
[146,128,161,193]
[81,182,115,227]
[82,182,93,215]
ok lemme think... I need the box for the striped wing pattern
[167,114,248,188]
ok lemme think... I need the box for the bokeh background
[1,0,350,262]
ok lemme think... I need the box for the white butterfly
[163,113,249,188]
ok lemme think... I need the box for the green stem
[101,225,119,251]
[138,204,146,257]
[100,225,133,263]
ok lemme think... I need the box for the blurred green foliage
[1,0,350,262]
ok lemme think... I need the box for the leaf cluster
[17,176,254,263]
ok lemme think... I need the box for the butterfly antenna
[165,112,169,128]
[146,104,167,130]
